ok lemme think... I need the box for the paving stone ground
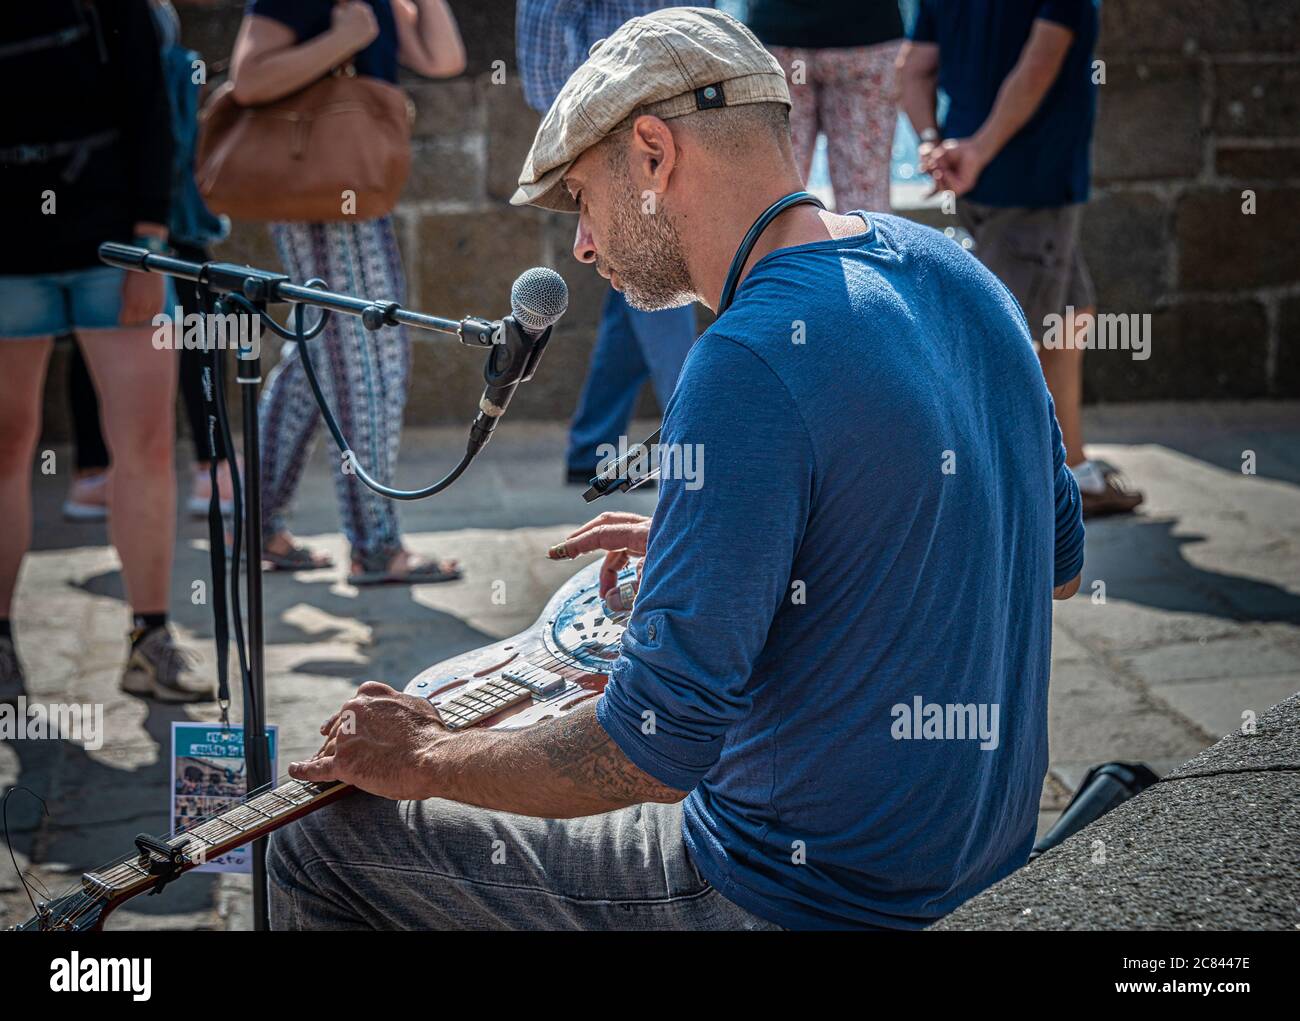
[2,402,1297,930]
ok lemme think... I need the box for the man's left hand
[289,681,448,800]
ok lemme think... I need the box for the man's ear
[628,115,678,202]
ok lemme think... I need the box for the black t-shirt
[248,0,399,83]
[0,0,172,275]
[746,0,904,49]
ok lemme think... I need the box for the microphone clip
[466,316,554,455]
[482,315,553,401]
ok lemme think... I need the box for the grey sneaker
[120,627,214,703]
[0,637,25,705]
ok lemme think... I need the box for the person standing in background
[63,0,237,525]
[0,0,213,704]
[746,0,904,213]
[898,0,1142,517]
[516,0,703,485]
[229,0,468,583]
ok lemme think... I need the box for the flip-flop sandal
[350,557,463,586]
[262,544,335,572]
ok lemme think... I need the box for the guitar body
[12,560,631,931]
[405,558,628,728]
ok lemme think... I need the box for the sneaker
[120,627,214,703]
[0,637,25,705]
[187,460,237,518]
[63,472,109,522]
[1081,462,1144,519]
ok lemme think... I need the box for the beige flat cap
[512,6,790,213]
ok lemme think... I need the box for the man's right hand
[921,137,992,197]
[1053,574,1082,600]
[548,511,651,602]
[331,0,380,50]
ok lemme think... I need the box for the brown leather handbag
[196,65,413,223]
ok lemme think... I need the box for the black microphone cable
[179,274,259,741]
[222,287,475,501]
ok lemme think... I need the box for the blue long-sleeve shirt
[596,213,1084,930]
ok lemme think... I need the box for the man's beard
[597,176,696,311]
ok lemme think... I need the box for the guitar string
[53,613,631,929]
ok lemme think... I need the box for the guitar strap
[583,189,826,501]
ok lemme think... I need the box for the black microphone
[467,267,569,455]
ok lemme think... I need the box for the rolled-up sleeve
[595,337,815,792]
[1048,394,1085,586]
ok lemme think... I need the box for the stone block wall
[1080,0,1298,399]
[38,0,1300,441]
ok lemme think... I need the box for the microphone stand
[97,242,559,930]
[233,293,271,932]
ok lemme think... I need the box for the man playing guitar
[273,9,1085,931]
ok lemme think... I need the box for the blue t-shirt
[911,0,1099,207]
[248,0,398,83]
[596,213,1084,930]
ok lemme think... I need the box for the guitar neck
[86,648,589,901]
[84,778,350,903]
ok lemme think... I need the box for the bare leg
[0,337,54,618]
[77,328,178,614]
[1037,306,1091,468]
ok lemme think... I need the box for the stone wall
[38,0,1300,440]
[1062,0,1298,400]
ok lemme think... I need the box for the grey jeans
[267,792,780,930]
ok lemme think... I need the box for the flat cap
[512,6,790,212]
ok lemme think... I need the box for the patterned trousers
[769,40,902,214]
[259,217,411,560]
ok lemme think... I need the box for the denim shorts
[0,265,174,339]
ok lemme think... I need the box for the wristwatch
[920,128,942,144]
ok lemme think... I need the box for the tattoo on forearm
[542,700,685,806]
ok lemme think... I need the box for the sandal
[350,551,462,586]
[262,543,335,572]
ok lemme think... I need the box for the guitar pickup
[502,665,566,697]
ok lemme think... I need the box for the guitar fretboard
[435,677,534,729]
[84,778,341,898]
[435,661,574,729]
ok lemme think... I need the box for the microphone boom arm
[99,242,564,500]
